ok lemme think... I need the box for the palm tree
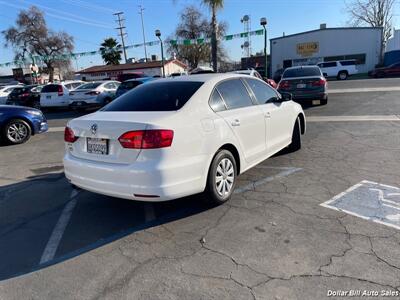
[99,38,122,65]
[203,0,224,72]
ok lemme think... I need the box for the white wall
[271,28,382,74]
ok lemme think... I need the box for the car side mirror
[280,92,292,101]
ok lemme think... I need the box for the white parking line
[330,87,400,93]
[47,127,65,132]
[234,167,302,194]
[307,115,400,122]
[144,203,156,222]
[39,189,79,265]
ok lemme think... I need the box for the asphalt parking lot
[1,78,400,300]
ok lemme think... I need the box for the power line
[18,0,113,28]
[113,12,128,63]
[0,1,113,29]
[62,0,115,14]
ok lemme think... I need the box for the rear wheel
[205,150,237,205]
[337,71,348,80]
[320,96,328,105]
[288,117,301,152]
[3,119,32,145]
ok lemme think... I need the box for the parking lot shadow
[0,172,215,281]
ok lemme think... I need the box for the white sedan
[63,74,305,204]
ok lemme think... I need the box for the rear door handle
[231,119,241,126]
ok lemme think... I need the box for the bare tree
[2,6,74,82]
[167,6,227,70]
[347,0,395,64]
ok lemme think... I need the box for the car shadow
[0,172,216,281]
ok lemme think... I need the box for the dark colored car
[115,77,156,98]
[0,105,48,144]
[6,85,42,108]
[277,66,328,105]
[368,62,400,78]
[116,72,148,82]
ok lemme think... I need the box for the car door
[243,78,294,155]
[215,79,266,164]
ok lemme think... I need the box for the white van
[40,81,84,108]
[317,60,358,80]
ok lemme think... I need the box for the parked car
[277,66,328,105]
[0,105,48,144]
[368,62,400,78]
[0,85,22,104]
[40,81,84,109]
[115,77,156,98]
[316,60,358,80]
[6,85,42,108]
[231,69,277,88]
[63,74,305,204]
[69,81,120,111]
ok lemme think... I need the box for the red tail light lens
[311,79,327,87]
[86,91,100,95]
[21,92,30,97]
[64,126,78,143]
[118,130,174,149]
[58,85,64,96]
[278,80,290,89]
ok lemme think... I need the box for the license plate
[87,138,108,155]
[312,100,321,105]
[297,83,306,88]
[46,95,51,99]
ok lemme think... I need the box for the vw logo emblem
[90,124,98,135]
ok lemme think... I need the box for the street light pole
[155,29,165,78]
[260,17,268,78]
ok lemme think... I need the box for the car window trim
[208,87,228,112]
[242,77,280,105]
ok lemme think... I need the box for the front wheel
[3,119,32,145]
[338,71,348,80]
[205,150,237,205]
[288,117,301,152]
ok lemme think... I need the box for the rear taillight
[311,79,327,87]
[64,126,78,143]
[21,92,29,97]
[58,85,64,96]
[278,80,290,89]
[118,130,174,149]
[85,91,100,95]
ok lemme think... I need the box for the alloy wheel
[215,158,235,197]
[7,122,28,143]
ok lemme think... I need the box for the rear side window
[216,79,254,110]
[41,84,60,93]
[76,82,102,90]
[244,78,278,104]
[282,67,321,78]
[103,81,203,111]
[209,89,226,112]
[10,88,24,95]
[321,62,337,68]
[340,60,356,66]
[120,81,143,90]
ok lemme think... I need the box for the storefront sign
[296,42,319,57]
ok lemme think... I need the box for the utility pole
[138,5,148,61]
[113,12,128,64]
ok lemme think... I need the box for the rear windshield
[119,81,143,90]
[103,81,203,111]
[41,84,61,93]
[283,67,321,78]
[76,82,102,90]
[10,88,25,94]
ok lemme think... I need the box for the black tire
[337,71,348,80]
[288,117,301,152]
[205,150,237,205]
[3,119,32,145]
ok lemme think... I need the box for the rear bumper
[63,152,208,201]
[70,101,101,110]
[279,90,327,101]
[40,101,69,107]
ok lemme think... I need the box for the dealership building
[270,26,383,74]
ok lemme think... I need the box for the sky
[0,0,399,75]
